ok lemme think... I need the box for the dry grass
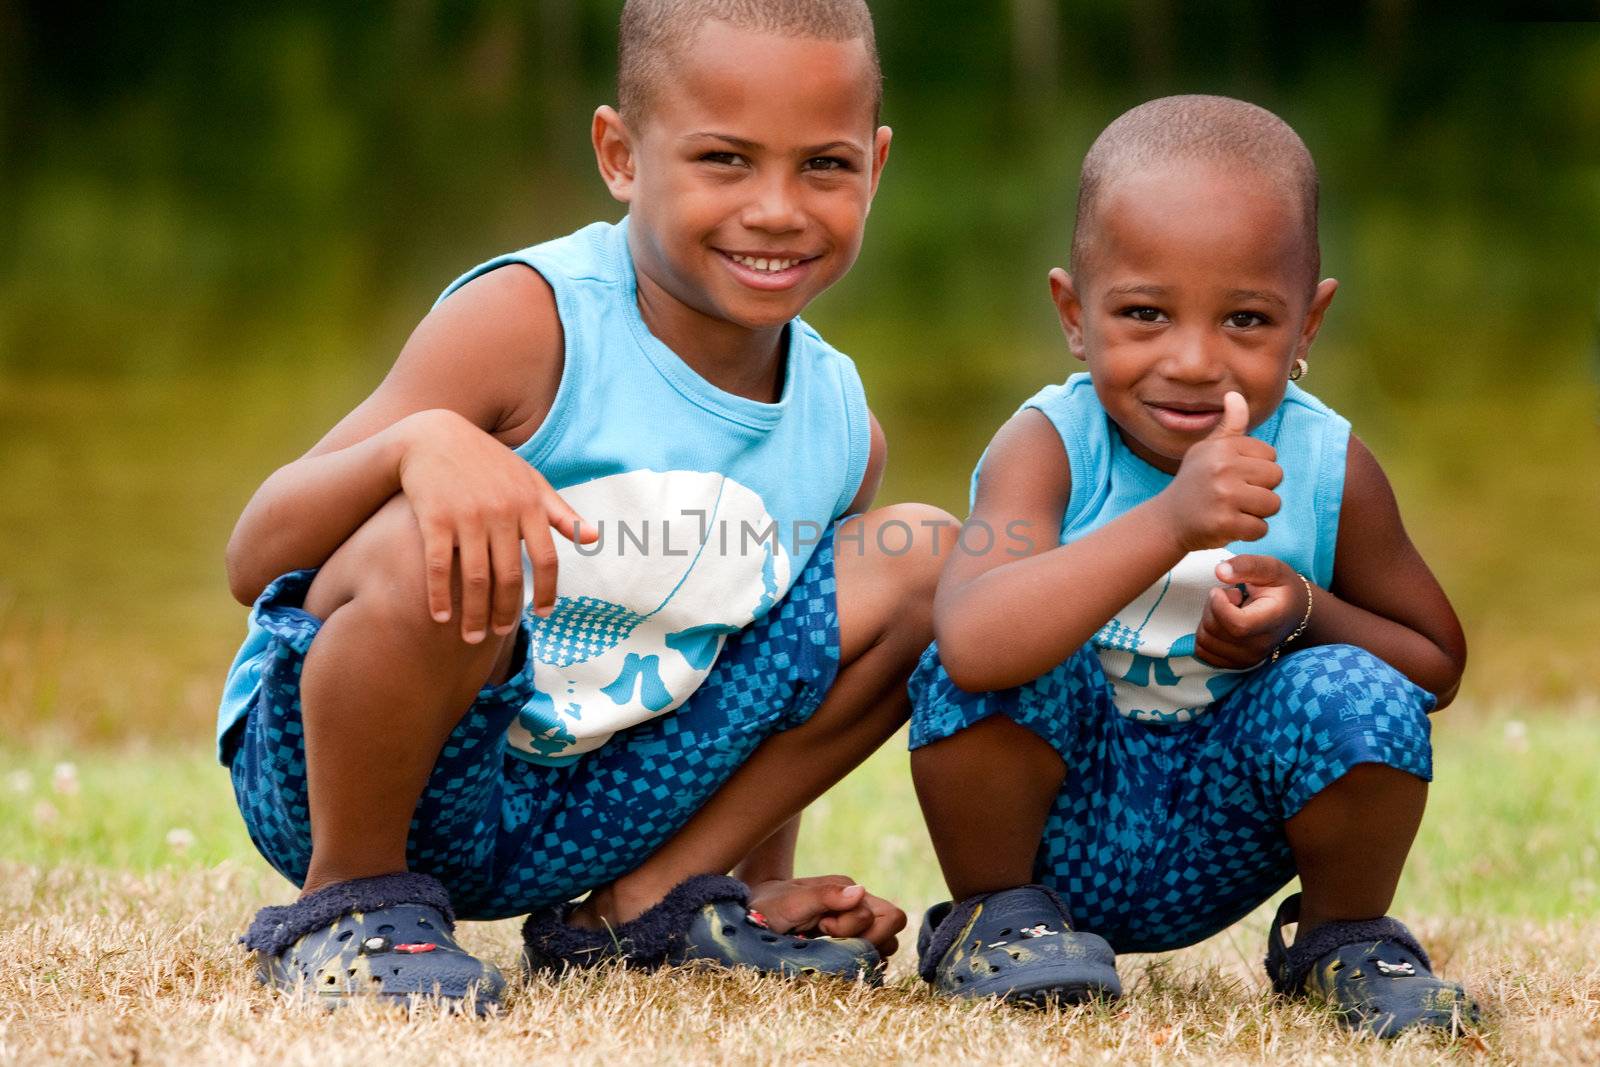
[2,861,1596,1066]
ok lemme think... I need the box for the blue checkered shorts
[227,532,841,920]
[909,642,1434,953]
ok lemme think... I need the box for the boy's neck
[634,268,787,406]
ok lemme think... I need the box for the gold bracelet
[1269,574,1314,664]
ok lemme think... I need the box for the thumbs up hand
[1208,390,1251,441]
[1155,391,1283,552]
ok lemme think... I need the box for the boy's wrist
[1138,492,1196,561]
[391,409,460,471]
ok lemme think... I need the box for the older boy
[909,96,1477,1037]
[221,0,952,1009]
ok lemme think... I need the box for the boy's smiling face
[594,19,890,335]
[1052,160,1338,473]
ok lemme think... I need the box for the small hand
[1195,554,1310,669]
[396,409,598,642]
[1158,391,1283,552]
[747,875,907,958]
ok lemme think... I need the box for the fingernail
[494,623,517,635]
[433,611,450,623]
[463,630,485,644]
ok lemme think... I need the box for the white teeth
[731,254,799,272]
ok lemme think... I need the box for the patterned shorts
[227,533,841,920]
[909,642,1434,953]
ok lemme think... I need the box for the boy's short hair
[618,0,882,125]
[1071,95,1321,287]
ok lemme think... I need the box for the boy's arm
[1196,435,1467,706]
[935,412,1168,691]
[225,266,587,640]
[938,395,1281,692]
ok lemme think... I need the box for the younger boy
[909,96,1476,1037]
[220,0,953,1010]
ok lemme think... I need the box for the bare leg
[1286,763,1427,936]
[573,504,957,926]
[912,715,1066,902]
[297,495,516,897]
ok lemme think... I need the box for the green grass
[5,709,1597,921]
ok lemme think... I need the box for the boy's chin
[716,295,811,332]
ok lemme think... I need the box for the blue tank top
[1001,373,1348,723]
[217,218,871,763]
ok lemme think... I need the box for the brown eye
[1226,311,1268,328]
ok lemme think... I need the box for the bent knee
[837,502,955,602]
[1264,644,1434,752]
[839,502,957,584]
[832,503,957,657]
[1274,644,1433,712]
[304,495,432,621]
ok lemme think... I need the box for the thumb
[1216,554,1282,587]
[822,883,867,912]
[1207,390,1249,439]
[780,883,865,929]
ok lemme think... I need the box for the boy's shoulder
[436,220,626,311]
[1276,381,1348,427]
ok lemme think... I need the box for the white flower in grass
[32,800,59,827]
[1503,719,1528,754]
[166,827,197,855]
[51,762,79,796]
[6,770,32,794]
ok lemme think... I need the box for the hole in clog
[760,934,778,943]
[790,939,809,948]
[990,964,1001,974]
[417,918,433,929]
[800,967,817,976]
[723,925,737,937]
[347,968,356,977]
[377,924,395,935]
[1008,951,1021,961]
[999,929,1011,937]
[337,931,353,942]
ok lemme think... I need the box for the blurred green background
[0,3,1597,750]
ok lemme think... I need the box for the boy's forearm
[935,500,1186,691]
[224,417,416,604]
[1298,588,1466,707]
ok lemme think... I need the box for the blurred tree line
[2,2,1595,397]
[0,3,1597,712]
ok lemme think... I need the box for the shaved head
[1071,95,1320,287]
[618,0,881,125]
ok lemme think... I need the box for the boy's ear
[1295,278,1339,359]
[866,126,893,203]
[592,105,636,204]
[1048,268,1088,361]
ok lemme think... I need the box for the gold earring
[1289,358,1308,381]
